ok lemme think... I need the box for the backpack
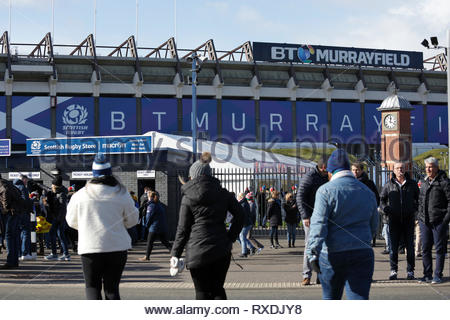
[0,179,28,214]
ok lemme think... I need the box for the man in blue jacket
[306,149,378,300]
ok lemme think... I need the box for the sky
[0,0,449,61]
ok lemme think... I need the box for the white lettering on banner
[375,53,383,65]
[232,113,246,131]
[271,47,285,60]
[358,52,368,65]
[439,117,442,132]
[8,172,40,180]
[111,112,125,130]
[373,115,381,132]
[401,54,410,66]
[340,115,353,132]
[153,112,167,130]
[270,114,283,131]
[365,52,375,64]
[348,51,357,64]
[71,171,93,179]
[316,49,328,61]
[339,50,348,63]
[306,114,318,131]
[386,53,393,65]
[286,47,296,60]
[191,113,208,130]
[136,170,156,178]
[411,116,415,126]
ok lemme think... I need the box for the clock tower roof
[377,94,414,111]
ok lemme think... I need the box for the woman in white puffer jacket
[66,153,139,300]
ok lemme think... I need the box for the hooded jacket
[267,198,282,227]
[296,166,328,220]
[145,199,168,233]
[283,199,298,224]
[418,170,450,225]
[170,175,244,269]
[13,178,32,212]
[46,185,68,222]
[66,177,139,255]
[380,172,419,223]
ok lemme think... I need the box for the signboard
[99,97,137,136]
[56,97,94,137]
[253,42,424,69]
[26,135,153,156]
[296,101,328,142]
[137,170,155,178]
[142,98,178,134]
[12,96,51,143]
[0,139,11,156]
[9,172,41,180]
[221,100,256,143]
[71,171,93,179]
[182,99,218,140]
[260,101,292,142]
[331,102,362,144]
[427,105,448,145]
[411,105,424,143]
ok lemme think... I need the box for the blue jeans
[286,223,296,244]
[319,248,374,300]
[382,223,391,251]
[5,213,21,266]
[239,225,254,254]
[419,220,448,279]
[19,212,31,256]
[269,226,279,245]
[49,219,69,256]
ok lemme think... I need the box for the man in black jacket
[380,162,419,281]
[296,155,328,286]
[351,162,381,248]
[417,157,450,284]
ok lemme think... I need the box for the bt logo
[270,45,315,63]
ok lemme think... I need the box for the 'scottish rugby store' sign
[253,42,424,69]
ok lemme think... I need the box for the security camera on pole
[187,52,208,162]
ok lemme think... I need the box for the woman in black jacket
[267,190,282,249]
[283,192,298,248]
[171,153,244,300]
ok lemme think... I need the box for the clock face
[384,114,397,129]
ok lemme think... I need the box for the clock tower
[377,94,415,171]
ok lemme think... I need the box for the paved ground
[0,237,449,300]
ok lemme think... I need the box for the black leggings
[145,232,172,259]
[189,254,231,300]
[81,250,127,300]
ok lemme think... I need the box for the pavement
[0,236,450,300]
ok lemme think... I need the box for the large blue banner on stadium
[364,103,381,144]
[411,105,424,143]
[296,101,327,142]
[142,98,178,134]
[56,97,94,137]
[260,101,292,142]
[253,42,423,69]
[182,99,217,140]
[221,100,256,143]
[12,96,51,143]
[331,102,362,144]
[26,135,152,156]
[428,105,448,144]
[99,97,137,136]
[0,96,5,139]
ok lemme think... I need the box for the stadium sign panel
[26,135,153,156]
[0,139,11,156]
[253,42,424,69]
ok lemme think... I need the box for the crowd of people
[0,149,449,301]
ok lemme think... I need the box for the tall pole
[191,52,197,161]
[52,0,55,42]
[8,0,11,41]
[174,0,177,41]
[447,29,450,175]
[94,0,97,44]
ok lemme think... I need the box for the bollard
[30,210,37,259]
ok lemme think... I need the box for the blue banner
[99,97,137,135]
[221,100,256,143]
[182,99,217,139]
[427,105,448,144]
[27,135,152,156]
[260,101,292,142]
[56,97,94,137]
[0,96,5,139]
[142,98,178,134]
[253,42,423,69]
[331,102,362,144]
[411,105,424,143]
[364,103,381,144]
[0,139,11,156]
[12,96,51,143]
[296,101,328,142]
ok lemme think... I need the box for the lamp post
[191,52,198,161]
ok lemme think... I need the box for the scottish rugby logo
[30,140,41,150]
[63,104,88,125]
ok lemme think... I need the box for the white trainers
[57,254,71,261]
[19,254,33,261]
[44,254,58,261]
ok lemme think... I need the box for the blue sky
[0,0,449,61]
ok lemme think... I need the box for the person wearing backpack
[14,174,34,261]
[0,174,25,269]
[44,176,71,261]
